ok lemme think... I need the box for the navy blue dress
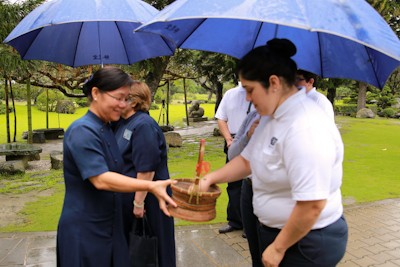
[57,111,129,267]
[114,111,176,267]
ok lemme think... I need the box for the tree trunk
[183,78,189,126]
[214,82,223,114]
[144,57,170,96]
[327,87,336,106]
[27,79,33,144]
[207,90,213,102]
[9,80,17,142]
[357,82,367,111]
[46,88,49,128]
[166,80,170,126]
[4,78,11,143]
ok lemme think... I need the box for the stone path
[1,199,400,266]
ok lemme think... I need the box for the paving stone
[338,261,362,267]
[371,262,400,267]
[352,256,380,266]
[369,251,398,265]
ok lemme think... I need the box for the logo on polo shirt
[270,137,278,146]
[123,129,132,141]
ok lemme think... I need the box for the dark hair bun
[82,83,90,96]
[267,38,297,58]
[82,74,94,96]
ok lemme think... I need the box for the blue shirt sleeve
[66,123,110,180]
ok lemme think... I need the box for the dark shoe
[219,225,239,234]
[242,232,247,239]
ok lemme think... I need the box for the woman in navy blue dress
[114,81,176,267]
[57,67,176,267]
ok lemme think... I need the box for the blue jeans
[241,178,262,267]
[258,216,348,267]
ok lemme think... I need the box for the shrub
[56,100,76,114]
[36,90,65,112]
[150,103,159,110]
[378,95,397,111]
[334,104,357,117]
[336,86,353,99]
[381,107,397,118]
[342,97,357,104]
[0,104,6,114]
[74,97,89,107]
[153,89,164,104]
[0,103,14,114]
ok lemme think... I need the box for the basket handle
[195,139,206,178]
[189,139,206,204]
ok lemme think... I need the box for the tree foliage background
[1,0,400,115]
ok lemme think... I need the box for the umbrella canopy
[3,0,176,67]
[137,0,400,89]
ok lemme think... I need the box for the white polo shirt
[307,87,335,121]
[241,89,344,229]
[215,84,254,134]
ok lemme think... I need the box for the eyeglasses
[296,77,305,82]
[104,92,132,103]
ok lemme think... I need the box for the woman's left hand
[149,180,177,216]
[262,242,285,267]
[133,206,145,218]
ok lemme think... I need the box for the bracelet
[133,200,144,208]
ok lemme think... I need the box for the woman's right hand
[187,175,212,193]
[198,175,212,192]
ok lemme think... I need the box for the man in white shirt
[215,83,253,234]
[228,110,263,265]
[296,69,335,121]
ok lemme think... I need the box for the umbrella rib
[72,22,84,67]
[97,21,104,67]
[160,35,177,55]
[251,21,264,49]
[115,22,130,65]
[162,28,177,53]
[317,32,324,78]
[363,46,381,88]
[179,19,207,48]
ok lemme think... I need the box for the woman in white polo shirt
[198,38,348,267]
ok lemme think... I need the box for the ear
[269,75,281,90]
[309,78,315,85]
[91,87,100,99]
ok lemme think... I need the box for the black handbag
[129,214,159,267]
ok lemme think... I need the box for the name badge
[123,129,132,140]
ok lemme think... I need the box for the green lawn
[337,117,400,203]
[0,102,216,143]
[1,103,400,232]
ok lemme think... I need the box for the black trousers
[241,178,262,267]
[258,216,348,267]
[224,139,243,229]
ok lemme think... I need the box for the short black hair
[297,69,318,84]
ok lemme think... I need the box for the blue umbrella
[136,0,400,89]
[3,0,176,67]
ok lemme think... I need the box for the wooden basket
[168,178,221,222]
